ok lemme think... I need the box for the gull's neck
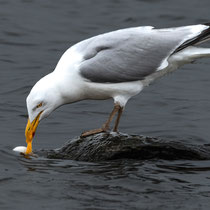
[45,45,88,105]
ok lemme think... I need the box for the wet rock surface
[36,132,210,161]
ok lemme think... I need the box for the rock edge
[36,132,210,162]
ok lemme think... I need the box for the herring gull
[19,23,210,155]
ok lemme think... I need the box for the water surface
[1,0,210,209]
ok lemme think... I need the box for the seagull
[23,23,210,155]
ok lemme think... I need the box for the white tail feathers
[171,46,210,64]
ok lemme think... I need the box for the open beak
[25,112,42,155]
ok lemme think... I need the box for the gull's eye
[36,103,42,108]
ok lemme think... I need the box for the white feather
[13,146,27,153]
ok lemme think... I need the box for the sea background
[1,0,210,209]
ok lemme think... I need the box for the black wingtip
[173,23,210,54]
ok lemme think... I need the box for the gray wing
[77,25,206,83]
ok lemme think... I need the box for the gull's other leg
[113,106,123,132]
[81,103,121,137]
[102,103,121,131]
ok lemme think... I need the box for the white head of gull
[22,23,210,155]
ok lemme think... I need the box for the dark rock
[36,132,210,162]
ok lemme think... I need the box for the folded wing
[78,24,209,83]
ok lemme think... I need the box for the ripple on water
[1,0,210,209]
[1,146,210,209]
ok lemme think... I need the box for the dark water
[1,0,210,209]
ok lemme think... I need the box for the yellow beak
[25,112,42,155]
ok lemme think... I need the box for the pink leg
[113,106,123,132]
[81,103,122,137]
